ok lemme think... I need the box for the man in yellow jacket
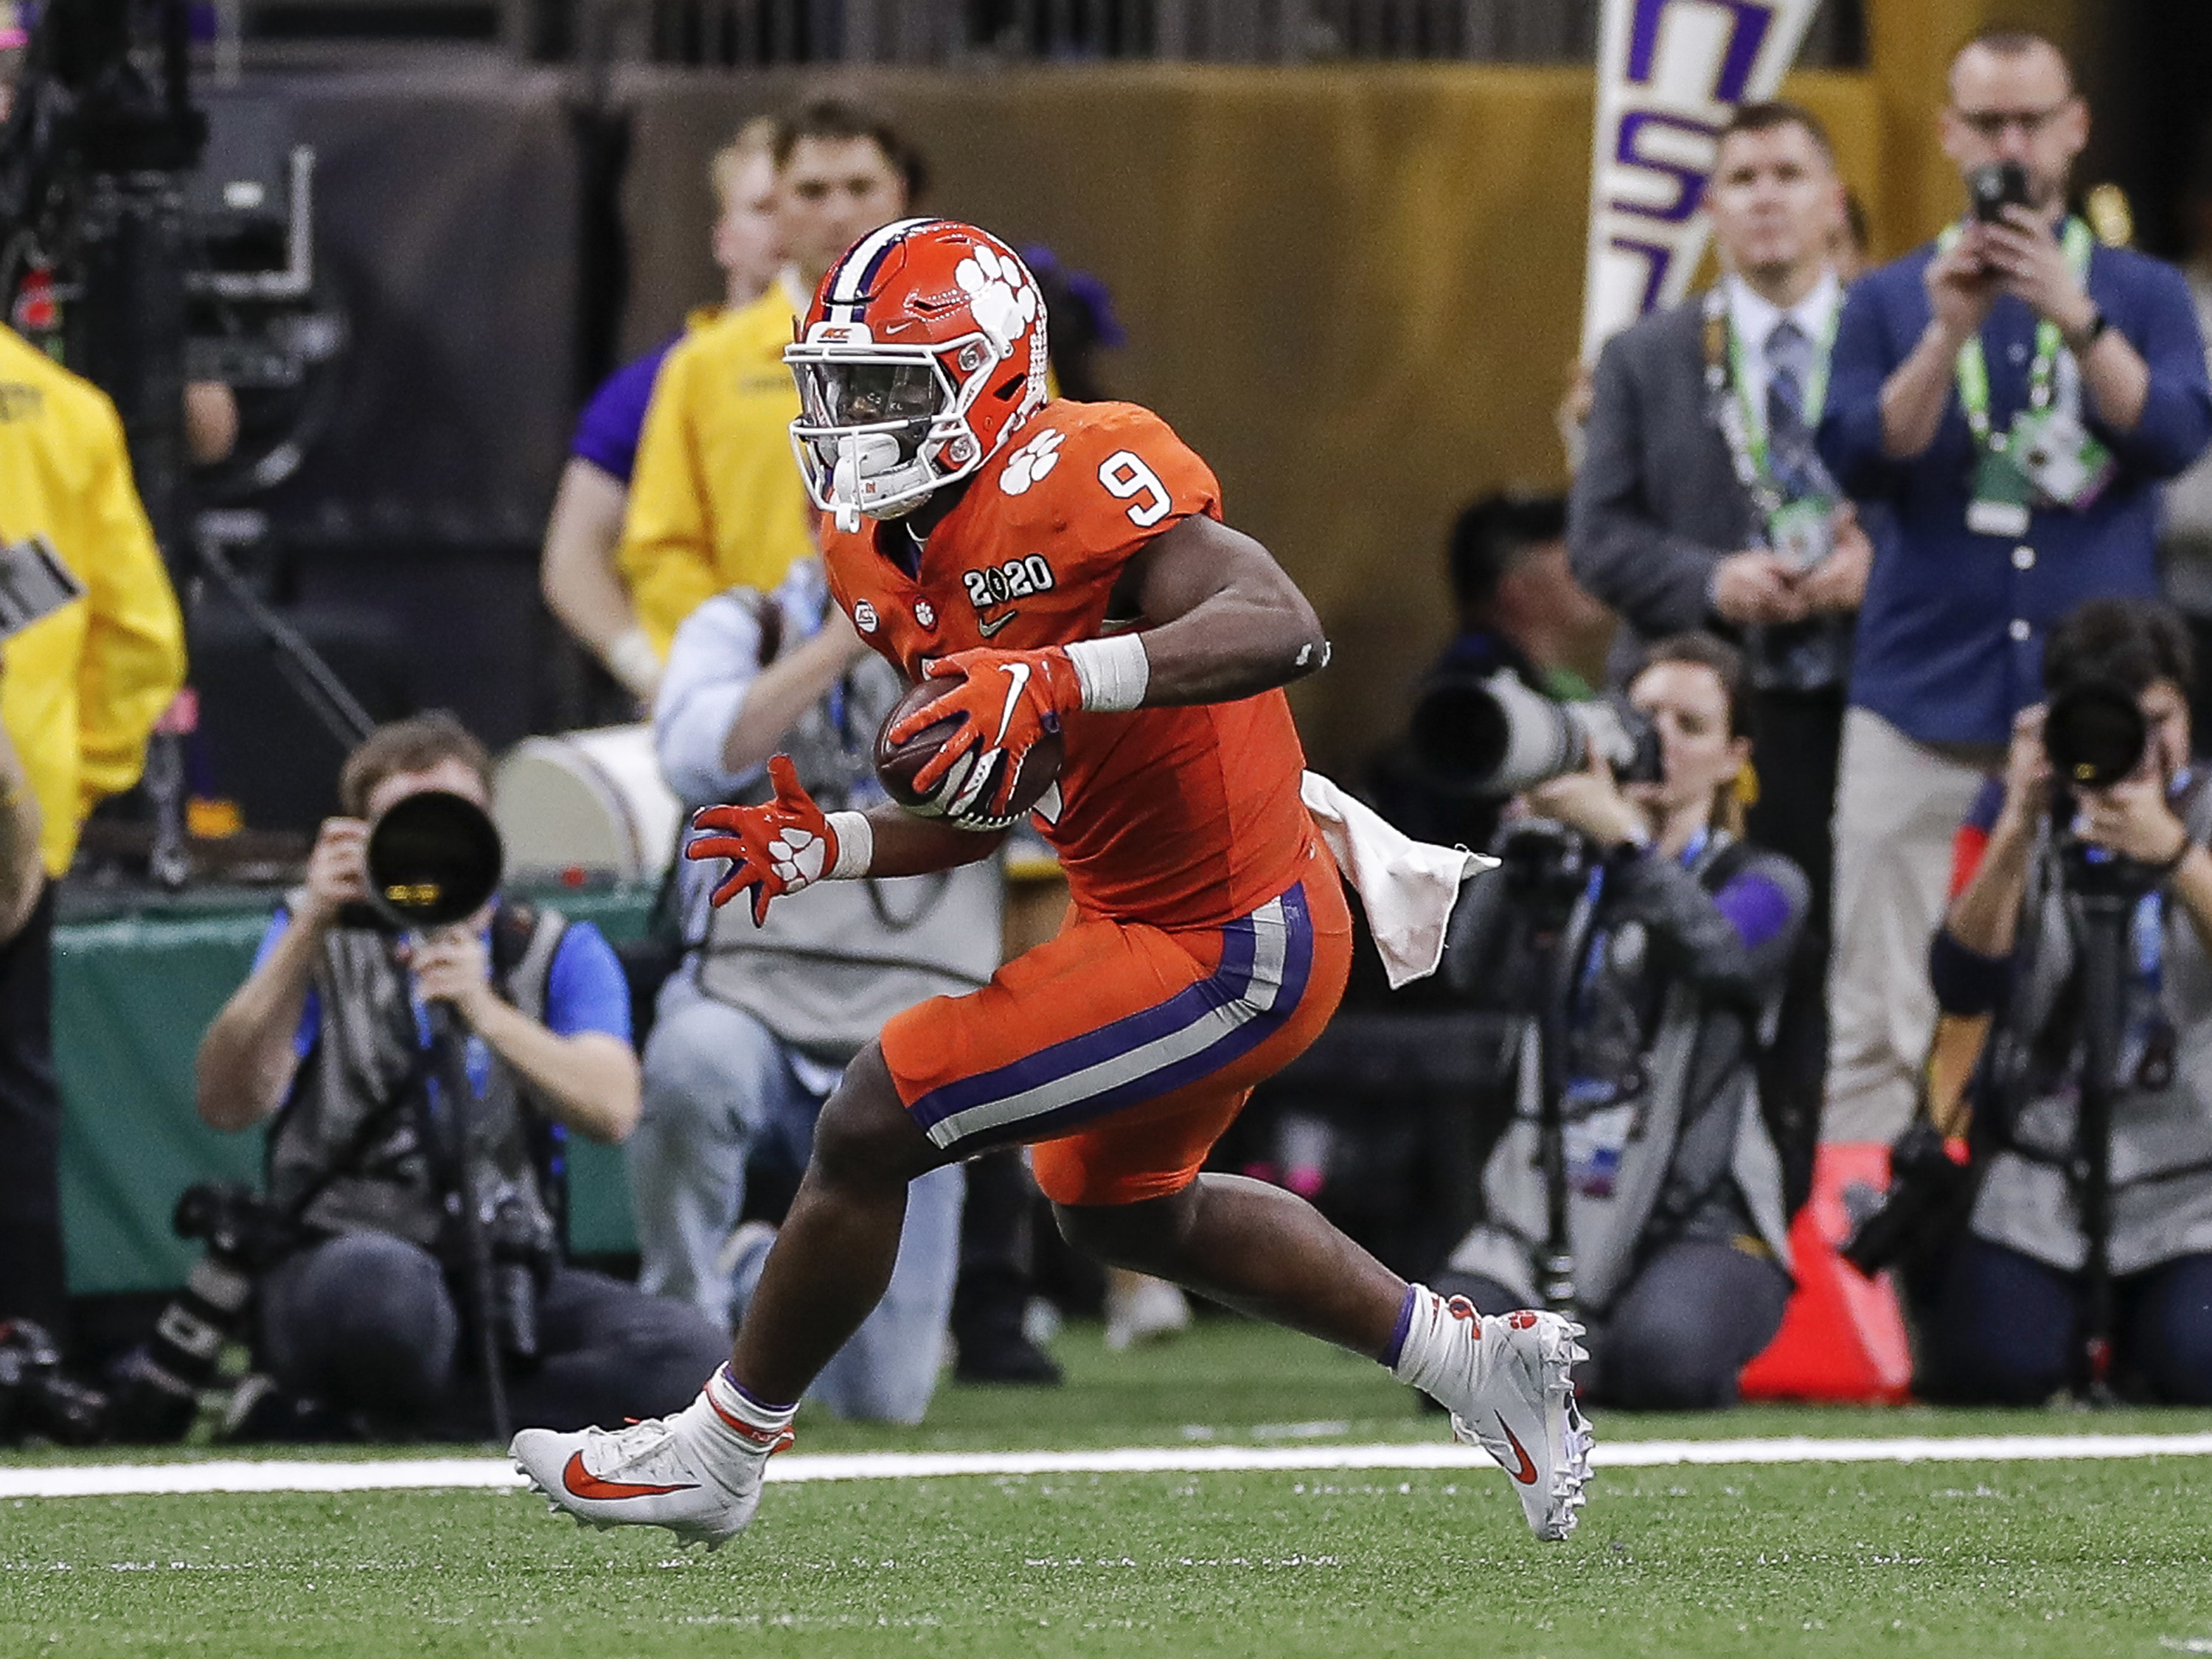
[0,321,187,1340]
[617,100,920,657]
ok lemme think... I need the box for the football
[874,673,1065,830]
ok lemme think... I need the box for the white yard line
[7,1432,2212,1500]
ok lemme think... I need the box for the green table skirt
[55,886,651,1294]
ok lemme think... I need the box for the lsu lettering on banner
[1580,0,1823,361]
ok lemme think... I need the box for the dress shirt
[1725,271,1843,423]
[1818,234,2212,748]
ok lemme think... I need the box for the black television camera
[102,1180,296,1442]
[1411,670,1663,799]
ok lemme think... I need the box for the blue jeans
[257,1232,728,1439]
[630,975,964,1424]
[1921,1236,2212,1405]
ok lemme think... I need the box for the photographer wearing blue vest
[1919,599,2212,1405]
[1437,634,1808,1411]
[194,715,728,1437]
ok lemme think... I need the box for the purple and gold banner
[1580,0,1823,359]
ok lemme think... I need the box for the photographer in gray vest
[194,715,728,1437]
[1920,599,2212,1405]
[631,557,999,1425]
[1437,635,1808,1410]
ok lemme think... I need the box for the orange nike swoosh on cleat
[1496,1416,1541,1486]
[560,1452,699,1501]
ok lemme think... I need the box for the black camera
[483,1192,557,1364]
[1969,159,2032,223]
[338,788,505,933]
[1411,672,1663,797]
[102,1181,296,1444]
[0,1319,108,1447]
[2045,679,2147,792]
[1840,1122,1972,1279]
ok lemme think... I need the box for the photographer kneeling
[1919,600,2212,1405]
[193,715,728,1436]
[1439,635,1807,1410]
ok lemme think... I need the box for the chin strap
[831,436,863,533]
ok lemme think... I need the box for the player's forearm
[1125,589,1329,707]
[851,804,1008,877]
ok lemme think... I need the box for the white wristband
[825,810,873,880]
[604,627,662,702]
[1065,634,1150,714]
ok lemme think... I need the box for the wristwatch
[2065,307,2110,353]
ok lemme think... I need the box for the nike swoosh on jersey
[976,610,1018,638]
[1496,1416,1540,1486]
[560,1452,700,1501]
[993,661,1031,745]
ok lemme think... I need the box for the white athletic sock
[685,1364,796,1466]
[1388,1284,1474,1397]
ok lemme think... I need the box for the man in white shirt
[1570,100,1874,1192]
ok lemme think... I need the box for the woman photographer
[1439,633,1807,1410]
[1921,599,2212,1405]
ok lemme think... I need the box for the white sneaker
[510,1394,793,1551]
[1105,1275,1192,1352]
[1427,1303,1592,1542]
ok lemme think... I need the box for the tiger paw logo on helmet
[786,220,1052,529]
[955,246,1040,357]
[999,429,1065,497]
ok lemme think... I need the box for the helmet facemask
[787,331,1004,532]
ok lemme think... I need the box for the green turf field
[5,1318,2211,1658]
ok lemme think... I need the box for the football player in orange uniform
[515,220,1591,1546]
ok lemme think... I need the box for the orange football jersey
[821,400,1318,931]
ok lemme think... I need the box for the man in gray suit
[1570,100,1874,1191]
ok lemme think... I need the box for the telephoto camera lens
[2044,680,2147,791]
[1411,672,1662,796]
[103,1182,285,1444]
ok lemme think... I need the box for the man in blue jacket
[1816,27,2212,1145]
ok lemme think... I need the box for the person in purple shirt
[1814,29,2212,1147]
[540,120,785,706]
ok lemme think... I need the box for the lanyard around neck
[1944,216,2095,445]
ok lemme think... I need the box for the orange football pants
[880,863,1352,1206]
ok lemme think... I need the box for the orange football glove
[684,755,841,926]
[893,646,1082,818]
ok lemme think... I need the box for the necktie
[1763,316,1823,500]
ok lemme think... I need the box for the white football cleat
[1427,1303,1592,1542]
[510,1393,793,1551]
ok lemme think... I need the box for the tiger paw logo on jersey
[999,430,1065,497]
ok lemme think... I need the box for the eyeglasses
[1951,100,2073,140]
